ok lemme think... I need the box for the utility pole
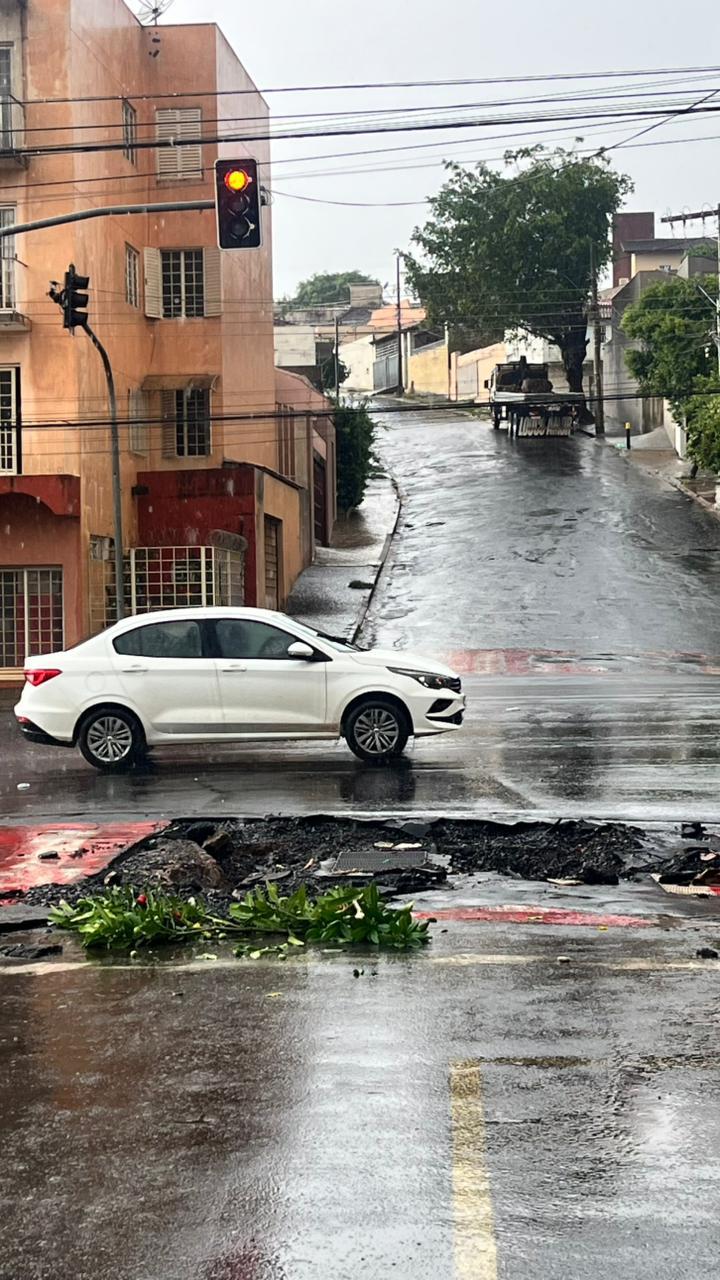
[661,205,720,377]
[49,266,125,622]
[334,314,340,399]
[589,242,605,436]
[396,251,404,395]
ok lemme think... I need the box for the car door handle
[121,665,148,673]
[221,664,247,673]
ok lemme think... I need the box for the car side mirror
[287,641,315,661]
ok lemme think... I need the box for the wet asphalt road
[3,671,720,823]
[366,408,720,654]
[2,907,720,1280]
[4,407,720,826]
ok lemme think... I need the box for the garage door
[264,517,280,610]
[313,453,327,546]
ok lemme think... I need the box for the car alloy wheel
[352,706,401,756]
[85,715,134,764]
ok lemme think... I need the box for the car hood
[348,648,459,677]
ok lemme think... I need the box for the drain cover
[331,846,428,873]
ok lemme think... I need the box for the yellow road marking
[450,1060,498,1280]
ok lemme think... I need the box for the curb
[352,474,403,643]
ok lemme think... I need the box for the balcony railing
[0,94,26,165]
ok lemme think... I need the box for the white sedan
[15,607,465,771]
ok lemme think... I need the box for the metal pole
[396,251,404,395]
[334,314,340,399]
[0,200,214,239]
[84,325,125,621]
[590,242,605,436]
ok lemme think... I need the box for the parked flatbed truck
[485,360,585,437]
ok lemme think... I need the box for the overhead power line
[18,63,720,105]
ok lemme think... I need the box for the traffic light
[215,158,262,249]
[60,264,89,331]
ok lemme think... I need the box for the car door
[212,617,328,735]
[112,618,222,736]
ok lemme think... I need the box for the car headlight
[388,667,461,692]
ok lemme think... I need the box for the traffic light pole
[84,325,125,622]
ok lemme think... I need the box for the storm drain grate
[331,845,428,873]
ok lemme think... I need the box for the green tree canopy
[289,271,380,307]
[405,148,632,391]
[622,274,720,470]
[622,275,718,411]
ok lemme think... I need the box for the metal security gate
[264,517,280,609]
[313,453,327,545]
[89,545,245,634]
[0,568,63,667]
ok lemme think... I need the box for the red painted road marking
[0,822,165,895]
[440,648,720,677]
[414,905,652,928]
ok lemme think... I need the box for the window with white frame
[155,107,202,180]
[161,387,211,458]
[122,99,137,164]
[161,249,204,318]
[128,388,148,455]
[0,568,63,668]
[125,243,140,308]
[0,367,19,474]
[0,207,15,308]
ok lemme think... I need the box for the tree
[621,275,718,410]
[334,402,376,513]
[289,271,380,307]
[405,148,632,391]
[622,274,720,470]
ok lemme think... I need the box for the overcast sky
[164,0,720,297]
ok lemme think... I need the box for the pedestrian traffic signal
[215,158,262,249]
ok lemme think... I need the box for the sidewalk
[287,472,400,641]
[602,427,719,518]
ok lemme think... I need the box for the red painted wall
[136,466,259,605]
[0,492,82,651]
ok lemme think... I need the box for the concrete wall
[0,492,82,651]
[407,339,449,397]
[630,253,683,276]
[451,342,507,401]
[274,326,318,368]
[339,334,375,392]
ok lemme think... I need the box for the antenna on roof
[132,0,176,22]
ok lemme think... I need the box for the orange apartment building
[0,0,335,680]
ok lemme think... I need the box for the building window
[125,244,140,308]
[162,387,211,457]
[128,388,148,455]
[155,107,202,180]
[161,249,204,318]
[0,206,15,309]
[0,367,19,474]
[0,568,63,668]
[122,99,137,164]
[0,46,13,150]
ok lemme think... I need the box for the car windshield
[287,619,364,653]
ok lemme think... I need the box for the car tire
[78,707,144,772]
[344,698,410,764]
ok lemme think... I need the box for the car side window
[113,621,203,659]
[216,619,298,660]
